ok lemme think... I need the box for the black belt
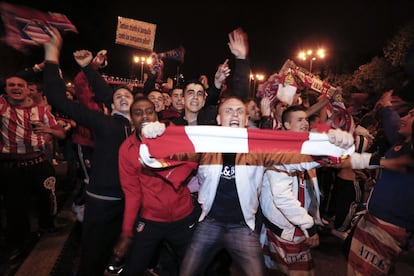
[263,217,283,236]
[0,155,47,168]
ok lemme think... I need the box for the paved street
[1,161,413,275]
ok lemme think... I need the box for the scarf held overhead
[140,125,354,168]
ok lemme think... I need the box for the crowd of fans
[0,24,413,276]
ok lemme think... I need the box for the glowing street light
[297,48,326,73]
[133,55,152,83]
[250,73,265,97]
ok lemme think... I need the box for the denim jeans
[180,217,266,276]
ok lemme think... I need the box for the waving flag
[139,125,354,168]
[0,2,78,52]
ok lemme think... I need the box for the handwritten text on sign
[115,16,156,51]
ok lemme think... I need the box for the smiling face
[5,76,30,105]
[183,83,206,113]
[130,98,158,131]
[217,97,247,128]
[111,88,134,114]
[284,110,309,132]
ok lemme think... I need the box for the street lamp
[250,73,265,97]
[133,55,152,83]
[297,48,326,73]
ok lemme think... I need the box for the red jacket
[118,132,196,237]
[72,71,105,147]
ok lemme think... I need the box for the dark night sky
[4,0,414,81]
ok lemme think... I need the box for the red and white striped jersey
[0,97,60,154]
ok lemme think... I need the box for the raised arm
[73,50,113,109]
[42,26,108,134]
[205,59,231,106]
[228,28,250,101]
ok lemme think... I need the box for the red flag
[0,2,78,52]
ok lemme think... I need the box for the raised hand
[260,94,277,117]
[214,59,231,88]
[92,49,108,69]
[228,28,248,59]
[73,50,94,68]
[43,25,63,64]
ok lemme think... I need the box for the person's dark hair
[132,96,154,105]
[148,88,164,94]
[112,84,133,97]
[28,81,44,93]
[162,90,171,96]
[182,79,205,91]
[245,97,257,105]
[306,91,319,106]
[282,105,307,129]
[130,96,155,112]
[308,113,320,124]
[132,86,143,95]
[169,87,183,94]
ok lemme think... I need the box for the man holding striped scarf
[141,96,355,275]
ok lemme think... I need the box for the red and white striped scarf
[140,125,354,168]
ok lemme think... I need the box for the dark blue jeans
[180,217,266,276]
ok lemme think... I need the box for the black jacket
[43,63,131,198]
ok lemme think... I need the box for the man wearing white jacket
[141,98,355,276]
[260,105,323,275]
